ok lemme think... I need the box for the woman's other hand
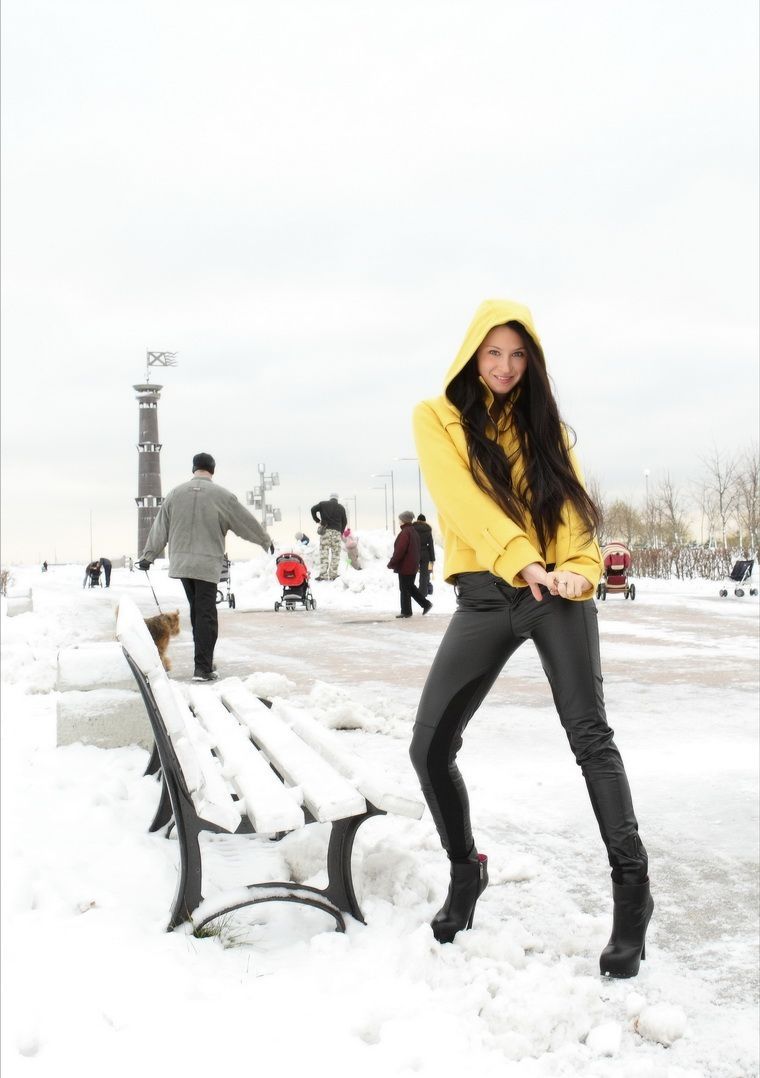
[518,562,552,601]
[547,570,592,599]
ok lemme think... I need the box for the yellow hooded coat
[412,300,602,597]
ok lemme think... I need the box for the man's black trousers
[180,578,218,675]
[399,573,428,616]
[409,571,648,884]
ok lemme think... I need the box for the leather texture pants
[409,571,648,884]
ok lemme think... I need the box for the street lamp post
[396,457,422,515]
[371,471,395,525]
[372,484,388,531]
[246,463,281,527]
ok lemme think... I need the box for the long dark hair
[446,320,599,555]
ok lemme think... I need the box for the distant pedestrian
[138,452,272,681]
[84,560,101,588]
[388,511,432,618]
[413,514,436,596]
[99,557,112,588]
[342,528,363,570]
[42,561,48,572]
[128,557,134,572]
[311,493,347,581]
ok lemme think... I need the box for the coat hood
[443,299,541,391]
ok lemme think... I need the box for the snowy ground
[2,543,758,1078]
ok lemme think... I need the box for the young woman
[410,299,652,978]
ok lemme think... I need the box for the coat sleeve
[387,530,408,571]
[310,504,321,523]
[413,401,544,586]
[223,496,272,550]
[141,497,171,561]
[552,446,603,592]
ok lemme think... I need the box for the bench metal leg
[148,774,173,833]
[323,806,386,924]
[144,741,160,777]
[193,884,347,935]
[165,780,205,931]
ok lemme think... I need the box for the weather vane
[145,351,178,382]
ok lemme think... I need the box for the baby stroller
[274,553,317,612]
[597,542,636,601]
[215,554,236,609]
[719,559,757,598]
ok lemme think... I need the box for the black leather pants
[409,572,648,884]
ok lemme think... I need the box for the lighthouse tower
[133,351,177,555]
[134,382,164,555]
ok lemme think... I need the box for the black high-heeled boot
[431,852,488,943]
[600,880,654,978]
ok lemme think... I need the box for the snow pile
[634,1002,688,1046]
[1,567,758,1078]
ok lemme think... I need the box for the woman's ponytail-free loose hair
[446,320,600,556]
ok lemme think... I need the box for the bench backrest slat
[220,679,367,823]
[187,685,305,834]
[116,597,241,833]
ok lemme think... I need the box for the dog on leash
[144,610,181,671]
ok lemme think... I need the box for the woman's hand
[519,563,592,601]
[547,569,592,599]
[518,562,552,601]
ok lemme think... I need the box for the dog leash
[143,569,163,614]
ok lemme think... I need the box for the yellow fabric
[412,299,602,597]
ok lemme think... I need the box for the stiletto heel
[431,852,488,943]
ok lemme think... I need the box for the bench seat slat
[220,680,367,824]
[273,700,424,820]
[187,685,305,834]
[165,683,242,833]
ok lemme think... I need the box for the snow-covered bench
[115,596,424,934]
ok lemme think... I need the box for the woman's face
[476,324,528,399]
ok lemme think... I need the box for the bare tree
[700,447,739,547]
[735,444,760,552]
[692,481,719,546]
[605,499,643,547]
[586,474,608,542]
[654,472,690,544]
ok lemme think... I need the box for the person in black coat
[413,514,436,596]
[310,494,347,580]
[99,557,112,588]
[388,511,432,618]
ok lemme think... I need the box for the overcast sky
[1,0,758,563]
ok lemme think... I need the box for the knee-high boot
[431,851,488,943]
[600,880,654,978]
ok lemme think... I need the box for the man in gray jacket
[138,452,272,681]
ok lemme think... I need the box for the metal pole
[396,457,423,516]
[390,470,395,525]
[89,510,93,562]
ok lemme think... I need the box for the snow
[1,553,758,1078]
